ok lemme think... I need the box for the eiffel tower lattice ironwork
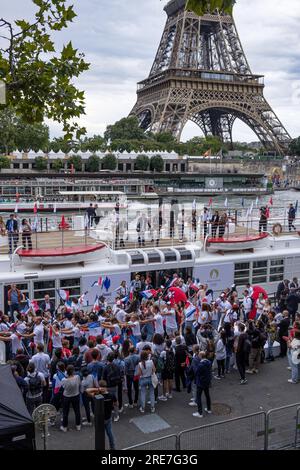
[130,0,291,155]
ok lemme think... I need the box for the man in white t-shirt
[242,290,252,320]
[0,327,22,358]
[30,343,51,379]
[152,305,164,336]
[162,303,177,336]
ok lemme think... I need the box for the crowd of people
[1,273,300,449]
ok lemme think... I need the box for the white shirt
[33,323,44,345]
[30,352,50,377]
[11,333,22,354]
[164,308,177,329]
[256,299,265,315]
[115,309,126,323]
[243,296,252,313]
[197,310,210,325]
[128,320,141,337]
[16,321,27,335]
[136,341,153,354]
[52,330,62,349]
[154,314,164,335]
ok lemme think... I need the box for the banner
[193,263,234,293]
[82,272,131,306]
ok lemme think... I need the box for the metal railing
[123,434,178,451]
[122,404,300,451]
[178,412,266,451]
[266,403,300,450]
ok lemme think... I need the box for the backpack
[153,355,165,373]
[105,363,122,387]
[163,350,175,373]
[28,373,42,395]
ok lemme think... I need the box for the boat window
[144,251,161,264]
[4,283,29,314]
[234,262,250,286]
[269,259,284,283]
[34,280,56,302]
[60,278,81,297]
[176,248,193,261]
[252,260,267,284]
[129,252,145,265]
[160,249,177,262]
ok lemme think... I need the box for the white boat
[206,233,270,252]
[17,243,108,266]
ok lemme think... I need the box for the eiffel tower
[130,0,291,155]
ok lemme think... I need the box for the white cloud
[1,0,300,142]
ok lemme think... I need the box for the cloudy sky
[2,0,300,142]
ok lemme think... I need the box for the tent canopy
[0,365,33,435]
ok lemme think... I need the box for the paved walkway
[36,357,300,450]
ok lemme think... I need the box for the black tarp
[0,364,35,449]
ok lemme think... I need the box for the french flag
[141,289,156,300]
[58,289,70,302]
[129,287,134,302]
[33,202,38,214]
[93,295,100,312]
[79,291,88,305]
[185,302,197,320]
[92,277,103,288]
[65,300,73,313]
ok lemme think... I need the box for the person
[211,211,219,239]
[7,283,23,321]
[177,209,185,242]
[86,203,96,227]
[40,294,55,316]
[60,365,82,432]
[192,351,212,418]
[124,346,140,408]
[174,336,188,392]
[266,312,277,362]
[0,215,6,236]
[6,213,19,253]
[86,380,117,450]
[242,290,252,321]
[201,207,209,238]
[136,213,151,247]
[80,368,96,425]
[215,330,227,379]
[159,339,175,401]
[29,343,51,402]
[94,204,102,226]
[24,362,46,415]
[218,212,227,238]
[235,323,249,385]
[259,207,268,234]
[288,203,296,232]
[102,352,122,421]
[50,361,66,412]
[278,310,290,358]
[286,288,299,323]
[287,330,300,384]
[137,350,156,413]
[21,219,33,250]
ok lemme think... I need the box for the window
[234,262,250,286]
[34,280,56,302]
[270,259,284,283]
[144,250,161,264]
[161,249,177,262]
[4,283,29,313]
[176,248,193,261]
[60,278,81,298]
[129,252,145,266]
[252,260,267,284]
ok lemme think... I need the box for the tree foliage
[52,158,64,171]
[0,155,10,169]
[86,154,100,172]
[102,153,117,170]
[186,0,235,16]
[34,156,47,171]
[69,155,82,171]
[135,154,149,171]
[0,107,49,153]
[150,154,164,173]
[104,117,145,142]
[0,0,89,140]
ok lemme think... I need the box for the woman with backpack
[102,352,122,422]
[158,340,175,401]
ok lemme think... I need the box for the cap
[112,335,120,344]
